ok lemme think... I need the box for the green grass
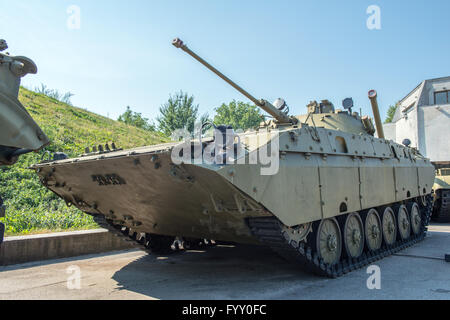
[0,87,168,236]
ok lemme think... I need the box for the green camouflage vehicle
[31,39,435,277]
[0,39,50,242]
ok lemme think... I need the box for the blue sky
[1,0,449,123]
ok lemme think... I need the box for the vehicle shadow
[111,244,320,300]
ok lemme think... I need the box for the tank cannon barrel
[368,89,385,139]
[172,38,292,123]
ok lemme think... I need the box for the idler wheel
[382,207,397,246]
[314,218,342,265]
[363,208,382,251]
[397,205,411,240]
[343,212,365,259]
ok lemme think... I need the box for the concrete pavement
[0,229,134,266]
[0,224,449,300]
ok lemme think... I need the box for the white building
[384,76,450,163]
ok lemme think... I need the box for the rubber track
[247,195,433,278]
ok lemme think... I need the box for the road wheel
[397,205,411,240]
[419,194,428,207]
[315,218,342,265]
[408,202,421,235]
[363,209,382,251]
[382,207,397,245]
[343,212,364,259]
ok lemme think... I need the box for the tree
[117,106,155,131]
[213,100,264,130]
[157,91,206,136]
[385,104,398,123]
[34,83,74,105]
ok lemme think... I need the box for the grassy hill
[0,88,168,235]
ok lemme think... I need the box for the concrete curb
[0,229,135,266]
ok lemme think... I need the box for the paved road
[0,224,449,300]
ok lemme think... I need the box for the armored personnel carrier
[31,39,435,277]
[0,39,50,242]
[432,163,450,222]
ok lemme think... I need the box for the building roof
[399,76,450,104]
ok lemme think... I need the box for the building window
[434,90,449,104]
